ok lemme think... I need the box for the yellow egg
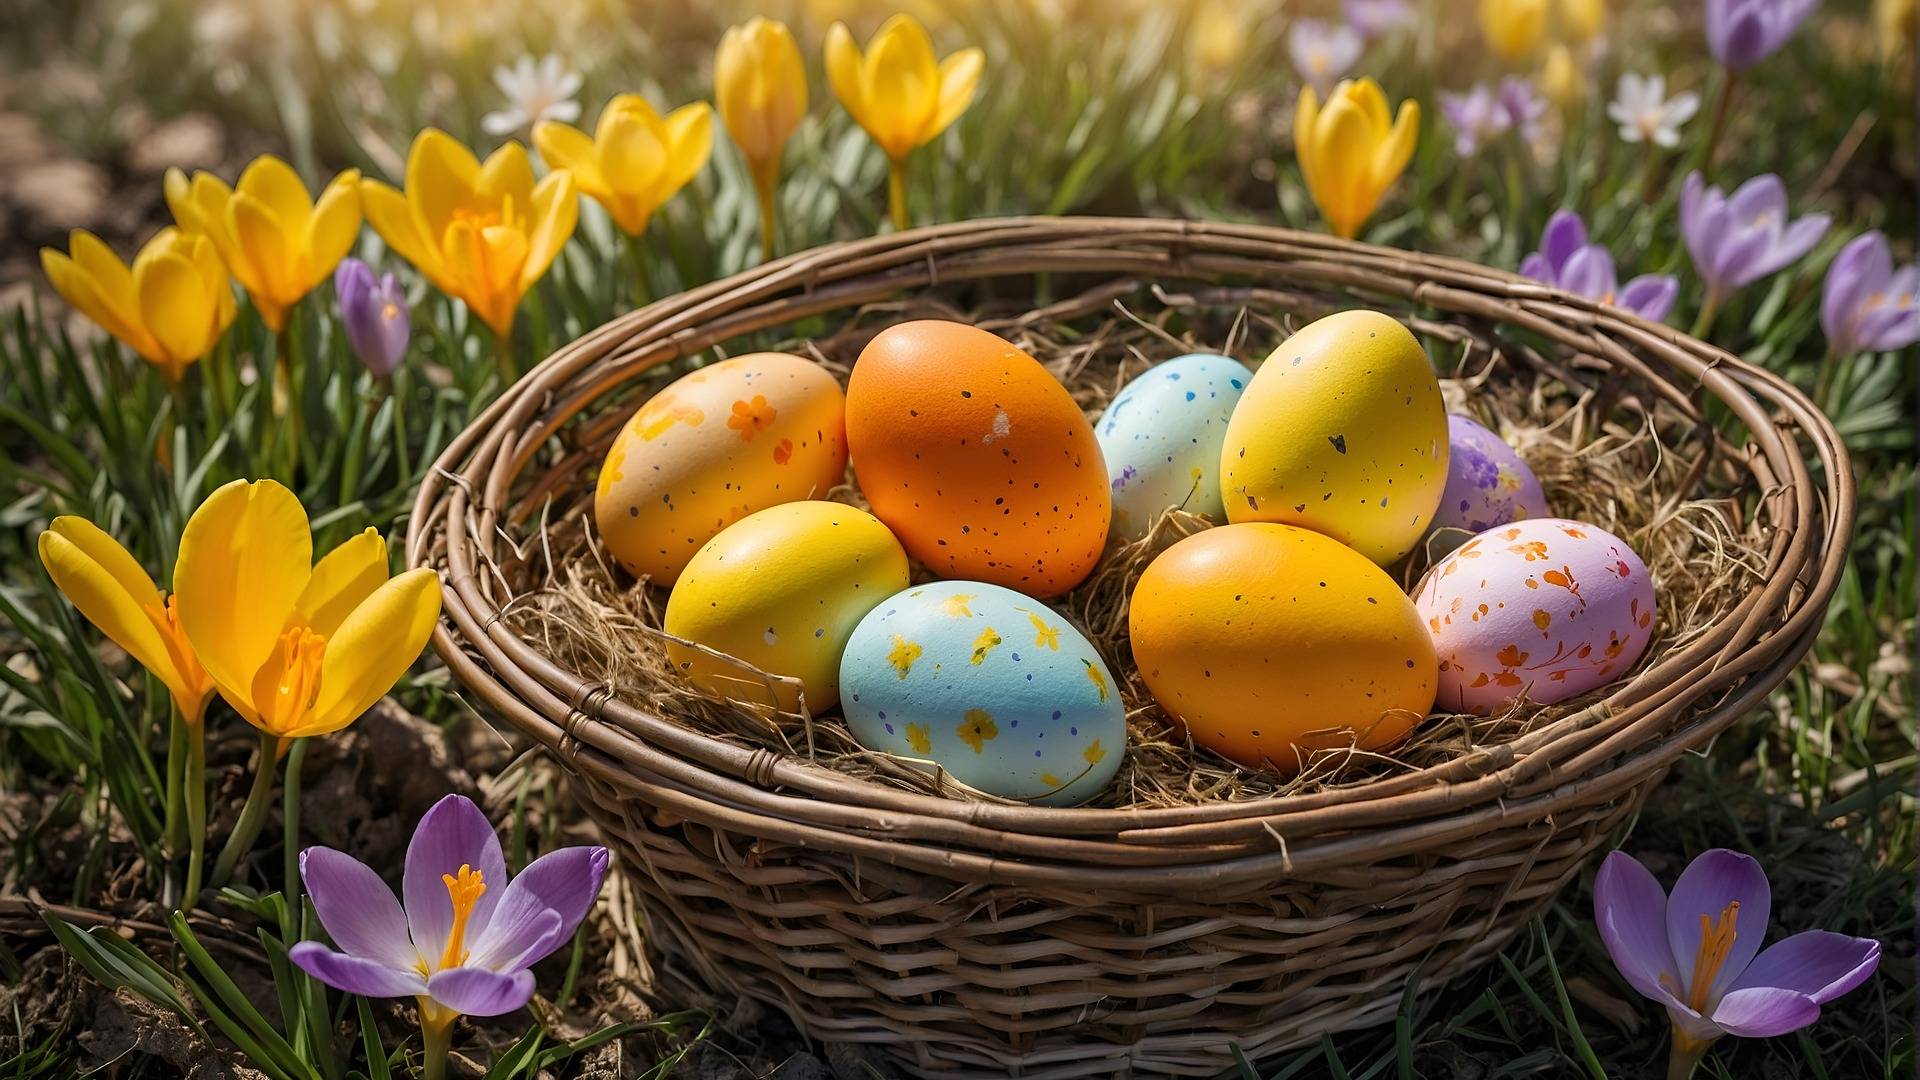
[664,501,908,712]
[596,352,848,586]
[1129,523,1437,771]
[1221,310,1448,565]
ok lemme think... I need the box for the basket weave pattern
[407,218,1853,1078]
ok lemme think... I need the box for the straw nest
[499,288,1761,811]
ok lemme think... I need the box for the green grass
[1,0,1911,1077]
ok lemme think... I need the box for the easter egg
[1414,518,1656,714]
[1129,523,1437,770]
[1221,310,1448,565]
[1097,352,1253,541]
[845,320,1109,598]
[840,580,1125,806]
[596,352,848,586]
[664,501,908,713]
[1432,415,1547,535]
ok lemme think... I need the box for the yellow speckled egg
[1221,310,1448,565]
[596,352,848,586]
[1129,523,1437,771]
[664,501,908,713]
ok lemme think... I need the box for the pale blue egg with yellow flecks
[839,580,1125,807]
[1096,352,1253,541]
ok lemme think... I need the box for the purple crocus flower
[334,257,411,378]
[1287,18,1364,100]
[1521,210,1679,322]
[1595,849,1878,1078]
[1707,0,1819,72]
[1497,75,1547,146]
[1440,84,1510,157]
[1820,231,1920,357]
[1343,0,1415,38]
[291,795,609,1043]
[1681,172,1830,311]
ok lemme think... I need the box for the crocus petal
[532,121,603,194]
[300,566,441,737]
[1540,210,1588,274]
[467,909,564,976]
[824,22,868,132]
[136,250,213,366]
[175,478,313,718]
[1755,214,1831,279]
[68,230,144,333]
[300,846,419,971]
[1559,245,1619,302]
[1519,252,1557,285]
[361,180,446,289]
[403,794,509,967]
[1729,930,1881,1004]
[467,846,610,971]
[236,155,315,236]
[862,15,940,158]
[426,966,536,1017]
[306,171,363,289]
[1711,223,1776,291]
[37,527,182,694]
[662,103,715,194]
[1666,849,1771,1008]
[1293,87,1322,196]
[407,129,483,256]
[1619,275,1679,322]
[927,48,985,143]
[1594,851,1686,1006]
[517,171,579,294]
[229,193,295,322]
[289,941,428,999]
[295,528,390,638]
[1821,232,1888,350]
[1726,172,1787,225]
[1709,986,1821,1037]
[477,142,537,219]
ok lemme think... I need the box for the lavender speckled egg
[1096,352,1253,541]
[1432,415,1547,534]
[1415,518,1656,714]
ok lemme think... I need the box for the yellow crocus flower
[825,13,984,229]
[716,16,808,259]
[360,129,578,338]
[1479,0,1548,61]
[40,227,234,385]
[1293,78,1419,240]
[164,157,362,334]
[533,95,712,238]
[1558,0,1606,42]
[38,516,215,724]
[1877,0,1915,56]
[174,479,441,740]
[1541,43,1584,110]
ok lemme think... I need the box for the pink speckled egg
[1432,415,1547,534]
[1414,517,1656,714]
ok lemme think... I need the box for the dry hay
[499,293,1764,811]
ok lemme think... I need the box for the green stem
[1666,1033,1712,1080]
[493,331,516,390]
[273,324,302,477]
[1702,71,1738,177]
[281,737,306,935]
[164,707,188,854]
[623,232,654,311]
[211,730,281,888]
[1813,342,1847,409]
[1690,288,1724,340]
[887,154,909,232]
[387,372,413,482]
[419,1004,456,1080]
[754,166,779,263]
[183,720,206,909]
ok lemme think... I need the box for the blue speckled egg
[1096,352,1253,541]
[839,581,1125,806]
[1432,415,1548,535]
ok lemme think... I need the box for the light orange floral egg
[596,352,848,586]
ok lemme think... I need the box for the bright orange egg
[845,321,1109,598]
[1129,523,1437,771]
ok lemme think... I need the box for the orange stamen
[144,593,213,714]
[438,864,487,970]
[253,625,327,735]
[1685,900,1741,1013]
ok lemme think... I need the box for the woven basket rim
[406,216,1853,880]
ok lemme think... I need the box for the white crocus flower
[481,54,583,137]
[1607,72,1699,148]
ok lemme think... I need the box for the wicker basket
[406,218,1852,1078]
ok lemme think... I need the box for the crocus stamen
[145,593,212,709]
[1686,900,1741,1012]
[254,625,327,734]
[438,864,488,970]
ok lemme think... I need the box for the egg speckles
[1222,310,1448,566]
[1129,523,1437,770]
[664,501,908,713]
[597,352,847,586]
[840,581,1125,806]
[1097,352,1253,540]
[1432,415,1547,534]
[1415,518,1655,714]
[845,321,1110,598]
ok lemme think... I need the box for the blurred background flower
[40,228,234,384]
[1522,209,1679,321]
[1707,0,1819,72]
[1681,171,1830,326]
[1289,18,1364,100]
[334,257,410,378]
[534,95,713,238]
[1294,78,1418,239]
[1609,72,1701,146]
[481,53,583,137]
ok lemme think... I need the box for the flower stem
[1690,288,1724,339]
[419,1002,457,1080]
[281,737,307,935]
[623,232,654,311]
[887,155,910,232]
[1702,72,1738,177]
[755,168,779,263]
[272,323,303,477]
[1666,1033,1713,1080]
[492,332,516,390]
[182,718,206,909]
[211,730,281,888]
[163,706,188,854]
[1813,342,1847,410]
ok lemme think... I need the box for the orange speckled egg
[1129,523,1437,771]
[845,321,1109,598]
[595,352,848,586]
